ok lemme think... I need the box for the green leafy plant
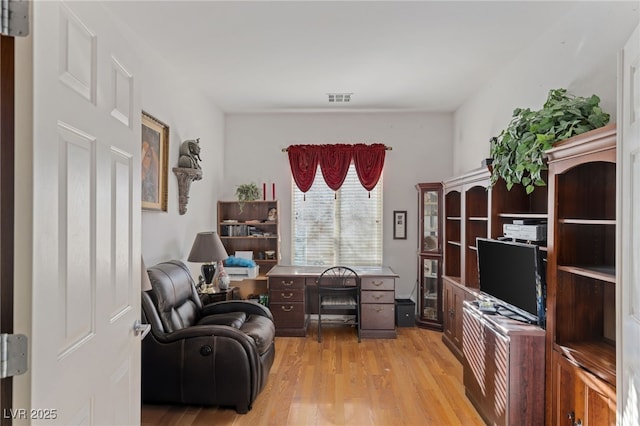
[490,88,610,194]
[235,183,261,212]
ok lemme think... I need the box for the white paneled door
[619,23,640,426]
[30,2,141,424]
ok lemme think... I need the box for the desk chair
[317,266,361,342]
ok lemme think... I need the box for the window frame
[291,163,383,266]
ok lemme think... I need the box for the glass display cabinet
[416,183,443,330]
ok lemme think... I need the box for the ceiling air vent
[327,93,353,103]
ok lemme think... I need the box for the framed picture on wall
[393,210,407,240]
[141,112,169,211]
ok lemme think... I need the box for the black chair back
[317,266,361,342]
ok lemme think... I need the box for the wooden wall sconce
[173,138,203,215]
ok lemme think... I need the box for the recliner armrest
[201,300,274,321]
[152,324,255,345]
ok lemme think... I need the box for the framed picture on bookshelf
[393,210,407,240]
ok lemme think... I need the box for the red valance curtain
[318,144,352,191]
[353,143,386,191]
[287,145,319,194]
[287,143,387,193]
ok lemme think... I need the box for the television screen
[476,238,545,326]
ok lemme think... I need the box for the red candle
[272,183,275,200]
[263,183,266,200]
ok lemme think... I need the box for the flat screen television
[476,237,546,327]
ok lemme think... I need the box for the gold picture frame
[141,112,169,211]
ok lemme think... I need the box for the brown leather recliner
[141,260,275,414]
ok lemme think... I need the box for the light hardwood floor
[141,325,484,425]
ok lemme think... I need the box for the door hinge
[1,333,27,378]
[1,0,29,37]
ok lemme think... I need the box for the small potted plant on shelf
[489,88,610,194]
[235,183,261,212]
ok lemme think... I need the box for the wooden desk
[266,265,398,338]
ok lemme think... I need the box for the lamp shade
[188,232,229,263]
[141,256,152,291]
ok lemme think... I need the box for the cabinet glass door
[422,190,440,253]
[416,182,443,330]
[422,257,440,321]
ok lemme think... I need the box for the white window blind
[292,163,383,266]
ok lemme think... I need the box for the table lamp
[187,232,229,287]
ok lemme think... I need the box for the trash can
[395,299,415,327]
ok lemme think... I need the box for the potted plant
[235,183,261,212]
[489,88,610,194]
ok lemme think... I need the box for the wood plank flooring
[141,325,484,425]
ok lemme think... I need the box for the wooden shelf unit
[442,167,548,362]
[544,123,617,425]
[217,200,281,282]
[442,168,489,360]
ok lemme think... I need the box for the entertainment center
[442,124,618,425]
[442,166,547,361]
[461,237,547,424]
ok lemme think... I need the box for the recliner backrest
[146,260,203,333]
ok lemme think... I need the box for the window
[292,164,383,266]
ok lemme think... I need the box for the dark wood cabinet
[415,183,443,330]
[442,278,475,360]
[360,276,396,338]
[544,123,617,425]
[551,350,615,426]
[268,276,308,337]
[463,301,546,425]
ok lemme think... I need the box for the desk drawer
[361,290,394,304]
[270,288,304,303]
[361,303,395,330]
[361,277,394,291]
[269,276,305,290]
[271,302,305,328]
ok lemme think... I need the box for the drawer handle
[375,307,385,313]
[281,305,294,312]
[372,294,383,300]
[281,292,293,299]
[371,281,384,287]
[281,280,294,286]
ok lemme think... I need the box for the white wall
[223,112,453,298]
[139,84,225,269]
[131,31,226,272]
[453,2,640,174]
